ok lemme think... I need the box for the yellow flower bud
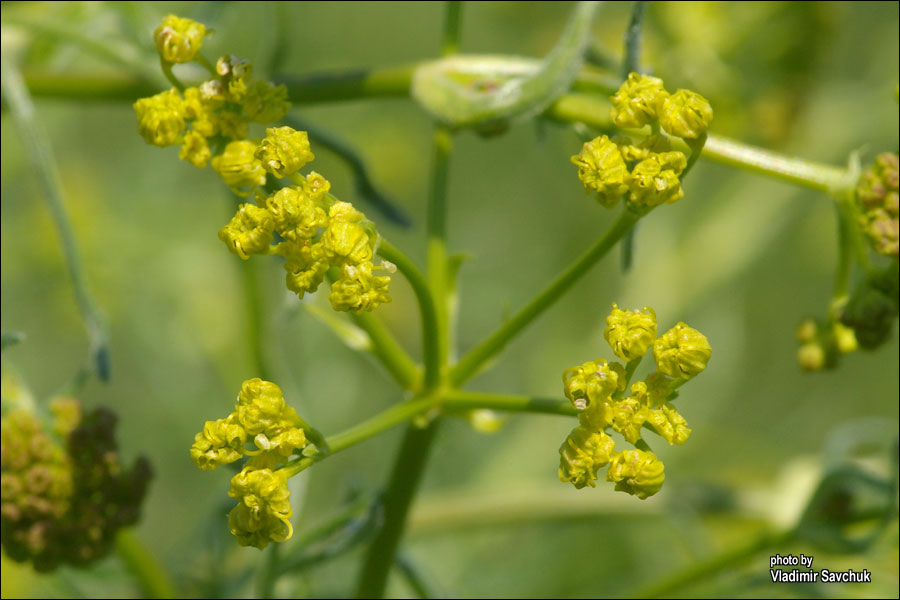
[562,358,625,410]
[833,322,858,355]
[244,81,291,124]
[133,89,185,147]
[212,140,266,194]
[628,151,687,209]
[252,426,306,458]
[282,242,329,298]
[296,171,332,203]
[570,135,629,207]
[218,203,274,260]
[154,15,208,64]
[645,403,691,445]
[558,427,616,489]
[630,373,673,407]
[609,397,647,444]
[266,186,328,242]
[329,262,392,313]
[658,89,714,140]
[236,379,286,436]
[604,303,657,362]
[179,130,211,168]
[797,342,826,371]
[227,467,292,549]
[215,111,250,141]
[855,153,898,258]
[610,72,668,129]
[256,127,315,178]
[653,322,711,380]
[320,218,374,265]
[190,415,247,470]
[606,449,665,499]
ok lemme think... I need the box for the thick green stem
[450,209,640,387]
[442,2,464,56]
[630,528,795,599]
[355,422,440,598]
[114,529,177,599]
[699,134,848,193]
[1,55,110,380]
[378,240,441,393]
[425,126,453,388]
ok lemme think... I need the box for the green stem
[1,55,110,380]
[425,126,453,389]
[114,529,177,599]
[630,528,796,599]
[441,390,576,417]
[621,1,649,79]
[450,209,640,387]
[160,59,185,92]
[282,394,439,479]
[396,554,435,599]
[1,13,162,84]
[698,134,848,193]
[377,240,441,393]
[355,421,440,598]
[348,312,420,390]
[442,2,464,56]
[240,259,272,382]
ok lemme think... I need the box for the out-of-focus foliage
[1,2,897,598]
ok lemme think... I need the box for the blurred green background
[1,1,898,597]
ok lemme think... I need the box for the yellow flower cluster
[558,304,711,498]
[571,73,712,212]
[216,144,393,313]
[135,16,290,173]
[136,16,391,314]
[190,378,309,549]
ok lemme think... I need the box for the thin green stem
[1,56,110,380]
[833,201,854,304]
[348,312,420,390]
[425,126,454,389]
[377,240,441,393]
[441,390,576,417]
[621,1,649,79]
[281,394,438,478]
[114,529,177,599]
[396,554,435,599]
[630,528,796,599]
[1,13,162,84]
[159,60,185,92]
[450,209,640,387]
[240,258,272,382]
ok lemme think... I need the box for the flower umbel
[558,305,709,499]
[190,379,314,548]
